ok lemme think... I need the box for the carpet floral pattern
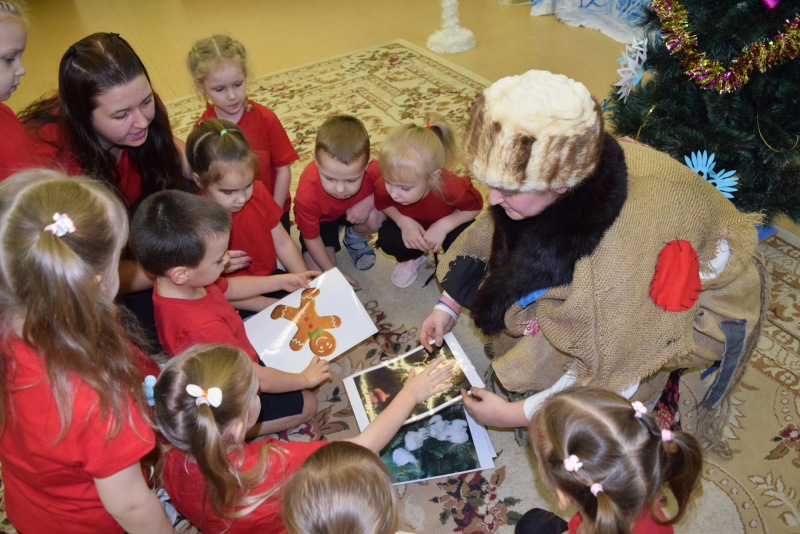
[2,40,799,533]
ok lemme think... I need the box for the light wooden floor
[11,0,623,109]
[11,0,800,233]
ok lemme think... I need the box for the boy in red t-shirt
[131,190,329,437]
[294,115,386,287]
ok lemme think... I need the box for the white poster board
[344,333,484,430]
[244,268,377,374]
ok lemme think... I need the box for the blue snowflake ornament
[684,151,739,199]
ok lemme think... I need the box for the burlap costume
[438,138,765,405]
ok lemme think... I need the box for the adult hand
[461,387,529,428]
[419,308,455,351]
[224,250,251,273]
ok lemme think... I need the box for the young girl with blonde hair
[154,343,453,534]
[0,0,40,180]
[376,114,483,288]
[186,118,307,310]
[283,441,398,534]
[187,34,299,232]
[0,170,172,533]
[515,387,703,534]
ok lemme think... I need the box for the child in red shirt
[0,2,40,181]
[0,170,172,534]
[154,343,453,534]
[294,115,385,287]
[130,190,326,437]
[187,34,299,231]
[283,441,398,534]
[485,387,704,534]
[186,118,308,312]
[376,114,483,288]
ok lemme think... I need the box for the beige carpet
[2,39,799,534]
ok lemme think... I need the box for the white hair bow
[186,384,223,408]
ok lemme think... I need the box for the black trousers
[376,217,474,262]
[514,508,569,534]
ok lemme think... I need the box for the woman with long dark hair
[20,32,190,341]
[20,32,186,209]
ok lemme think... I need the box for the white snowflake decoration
[684,150,740,199]
[614,38,647,103]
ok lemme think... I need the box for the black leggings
[376,217,474,262]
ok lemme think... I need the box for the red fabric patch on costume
[523,317,540,337]
[650,240,701,311]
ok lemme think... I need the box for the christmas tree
[609,0,800,225]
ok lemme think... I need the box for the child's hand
[300,355,332,388]
[401,356,454,405]
[224,250,251,273]
[344,272,360,287]
[346,198,372,225]
[398,218,429,252]
[279,271,321,292]
[423,222,449,253]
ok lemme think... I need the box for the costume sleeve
[436,209,494,308]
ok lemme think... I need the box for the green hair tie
[220,129,228,136]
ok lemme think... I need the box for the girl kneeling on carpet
[0,170,173,534]
[187,34,299,233]
[186,118,308,313]
[514,387,702,534]
[154,343,453,534]
[375,114,483,288]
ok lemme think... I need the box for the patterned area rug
[2,39,800,534]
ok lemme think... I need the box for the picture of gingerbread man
[270,287,342,357]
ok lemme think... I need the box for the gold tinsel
[651,0,800,93]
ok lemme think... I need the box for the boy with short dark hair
[131,190,329,436]
[294,115,386,287]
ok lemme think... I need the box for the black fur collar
[471,133,628,335]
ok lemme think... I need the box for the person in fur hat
[420,70,767,448]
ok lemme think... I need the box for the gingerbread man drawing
[270,287,342,357]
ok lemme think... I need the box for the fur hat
[464,70,604,192]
